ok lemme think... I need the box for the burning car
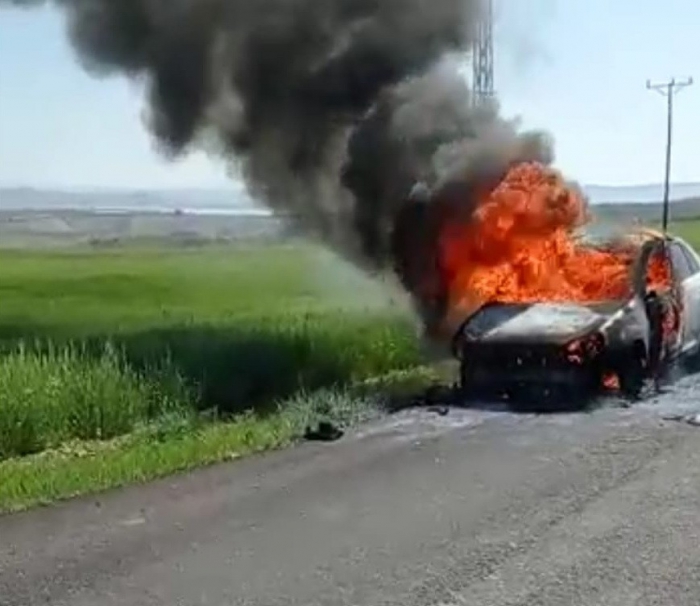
[392,162,700,407]
[450,228,700,404]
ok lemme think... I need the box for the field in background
[666,219,700,248]
[0,240,433,512]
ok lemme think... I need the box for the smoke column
[3,0,554,329]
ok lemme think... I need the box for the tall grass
[0,242,423,464]
[104,313,419,413]
[0,342,191,460]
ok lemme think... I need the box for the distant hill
[592,198,700,224]
[3,184,700,225]
[2,184,700,250]
[581,182,700,225]
[584,182,700,205]
[0,187,262,215]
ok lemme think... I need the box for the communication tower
[472,0,495,105]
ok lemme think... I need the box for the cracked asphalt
[3,376,700,606]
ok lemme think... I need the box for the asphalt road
[3,381,700,606]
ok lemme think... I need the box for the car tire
[618,349,646,401]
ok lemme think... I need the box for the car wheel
[618,351,646,400]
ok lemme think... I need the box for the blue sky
[1,0,699,190]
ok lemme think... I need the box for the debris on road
[662,412,700,427]
[304,421,344,442]
[427,405,450,416]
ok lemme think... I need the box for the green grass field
[0,240,436,513]
[665,219,700,248]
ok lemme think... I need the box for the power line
[472,0,494,106]
[646,77,693,233]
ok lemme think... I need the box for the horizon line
[5,181,700,193]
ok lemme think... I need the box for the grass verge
[0,366,441,514]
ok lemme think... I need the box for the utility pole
[646,77,693,233]
[472,0,494,106]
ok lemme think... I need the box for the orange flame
[602,372,620,391]
[647,249,673,293]
[437,162,670,318]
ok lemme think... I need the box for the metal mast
[646,77,693,233]
[472,0,494,105]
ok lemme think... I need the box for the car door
[669,239,700,353]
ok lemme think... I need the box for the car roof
[632,227,665,240]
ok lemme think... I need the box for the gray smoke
[5,0,554,321]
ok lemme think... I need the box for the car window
[670,243,695,281]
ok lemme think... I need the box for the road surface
[3,379,700,606]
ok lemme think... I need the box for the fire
[437,162,667,317]
[602,372,620,391]
[647,248,673,293]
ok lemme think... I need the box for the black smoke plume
[3,0,554,330]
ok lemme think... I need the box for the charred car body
[451,230,700,405]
